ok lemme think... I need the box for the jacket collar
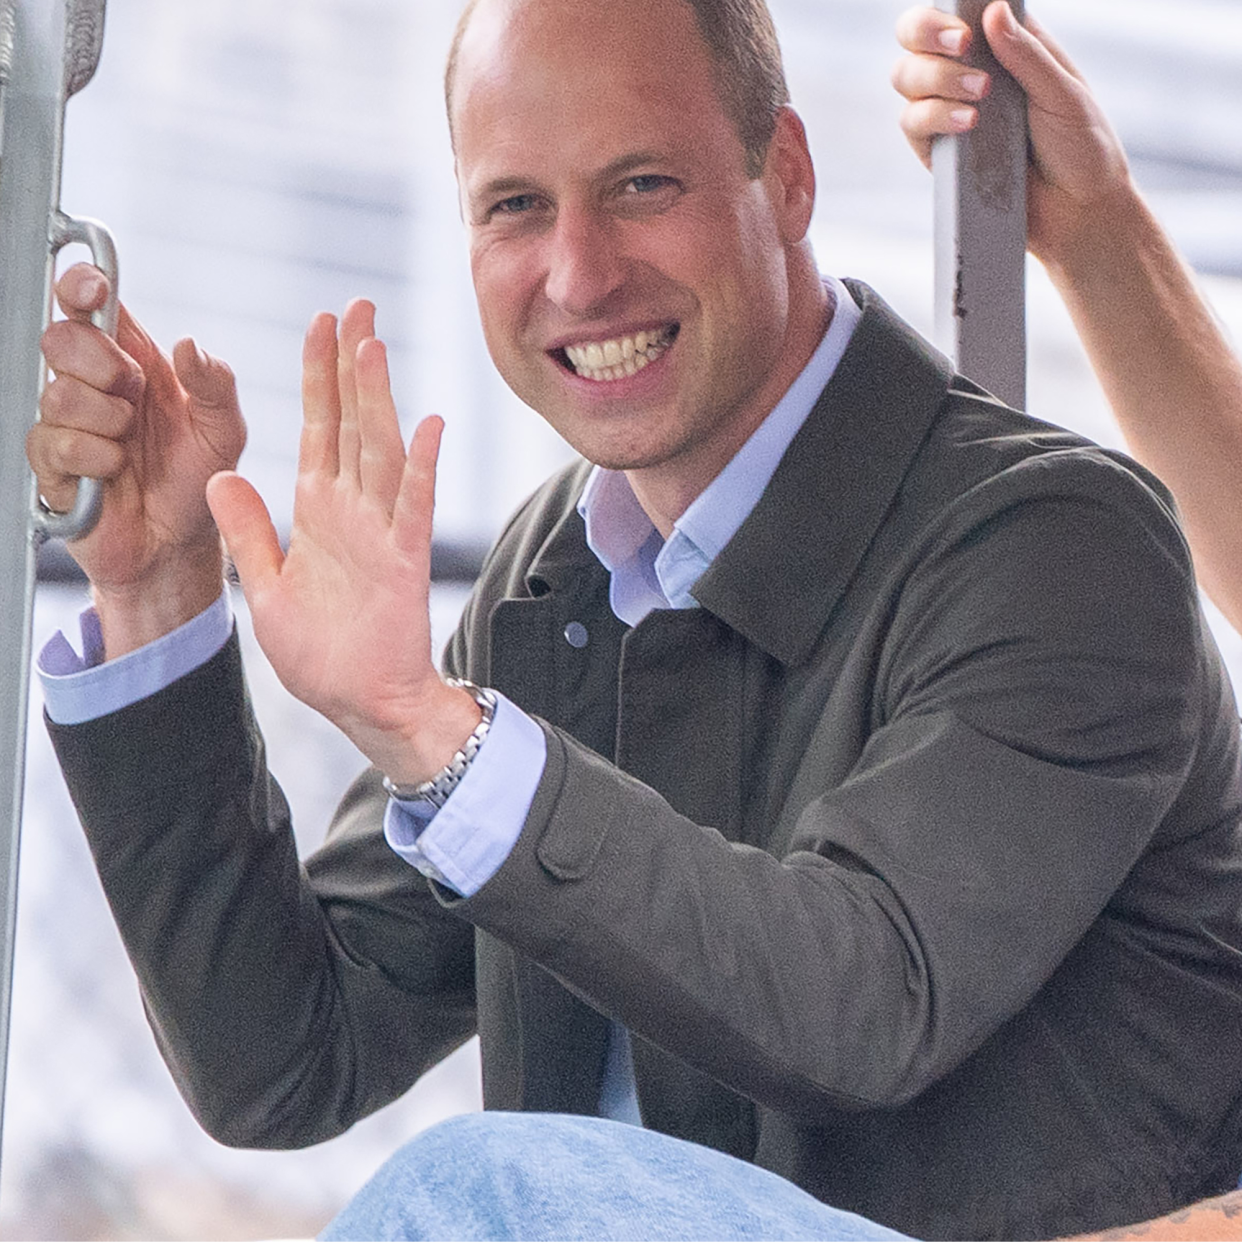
[520,281,957,666]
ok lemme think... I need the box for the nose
[543,206,625,317]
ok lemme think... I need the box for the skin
[1069,1189,1242,1241]
[30,267,246,656]
[892,1,1242,633]
[28,0,830,785]
[451,0,827,535]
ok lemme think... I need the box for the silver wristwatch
[381,679,498,809]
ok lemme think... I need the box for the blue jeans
[320,1112,913,1241]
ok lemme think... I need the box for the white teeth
[563,327,674,383]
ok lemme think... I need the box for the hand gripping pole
[0,0,111,1175]
[932,0,1028,410]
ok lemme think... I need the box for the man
[28,0,1242,1238]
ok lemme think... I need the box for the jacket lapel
[693,281,956,668]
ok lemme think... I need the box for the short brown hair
[444,0,791,178]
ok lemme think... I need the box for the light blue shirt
[37,276,861,1125]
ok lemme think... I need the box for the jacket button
[564,621,588,649]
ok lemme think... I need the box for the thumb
[173,337,241,414]
[206,471,284,600]
[981,2,1079,103]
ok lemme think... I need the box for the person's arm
[216,298,1208,1117]
[891,2,1242,632]
[1067,1187,1242,1240]
[46,632,479,1147]
[35,281,483,1145]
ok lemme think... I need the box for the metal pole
[0,0,108,1174]
[933,0,1028,410]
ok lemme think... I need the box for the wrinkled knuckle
[899,100,927,140]
[41,318,75,367]
[25,424,55,476]
[40,376,69,424]
[98,439,125,479]
[116,361,146,405]
[112,392,138,436]
[893,7,918,45]
[47,430,81,477]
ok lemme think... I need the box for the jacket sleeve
[442,452,1215,1117]
[46,630,477,1149]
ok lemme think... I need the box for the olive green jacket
[51,284,1242,1240]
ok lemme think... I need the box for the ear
[762,106,816,245]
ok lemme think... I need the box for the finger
[53,262,110,323]
[172,338,240,414]
[980,1,1085,108]
[1018,9,1086,82]
[890,50,990,106]
[354,336,409,507]
[112,301,172,382]
[41,374,137,440]
[300,312,342,476]
[206,471,284,600]
[337,299,377,487]
[41,317,145,404]
[26,422,125,510]
[895,6,971,57]
[899,99,978,168]
[167,337,248,470]
[391,415,443,560]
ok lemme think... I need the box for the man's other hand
[30,262,246,656]
[891,1,1133,266]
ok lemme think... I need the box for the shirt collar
[579,276,862,625]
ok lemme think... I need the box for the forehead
[451,0,740,187]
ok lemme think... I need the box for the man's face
[451,0,818,511]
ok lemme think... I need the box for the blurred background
[8,0,1242,1236]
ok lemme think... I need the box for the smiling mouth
[555,324,679,382]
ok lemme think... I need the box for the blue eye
[493,194,539,215]
[626,175,671,193]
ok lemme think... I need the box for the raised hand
[891,2,1131,265]
[206,300,481,784]
[30,262,246,655]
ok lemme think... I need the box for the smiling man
[26,0,1242,1239]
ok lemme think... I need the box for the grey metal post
[933,0,1028,410]
[0,0,109,1170]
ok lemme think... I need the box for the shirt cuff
[38,589,233,725]
[383,691,547,896]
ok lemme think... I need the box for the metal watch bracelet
[381,679,498,809]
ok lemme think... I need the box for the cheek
[470,241,536,350]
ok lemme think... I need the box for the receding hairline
[443,0,791,176]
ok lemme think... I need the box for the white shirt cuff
[38,589,233,724]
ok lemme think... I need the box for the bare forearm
[1042,184,1242,629]
[1068,1188,1242,1240]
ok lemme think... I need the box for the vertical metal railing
[933,0,1028,410]
[0,0,110,1176]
